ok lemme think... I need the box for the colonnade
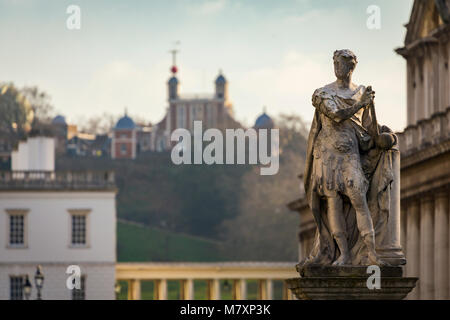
[116,262,298,300]
[403,189,450,299]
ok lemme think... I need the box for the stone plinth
[286,264,418,300]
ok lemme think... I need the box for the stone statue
[301,49,402,267]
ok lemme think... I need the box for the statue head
[333,49,357,80]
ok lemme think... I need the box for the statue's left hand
[377,132,396,150]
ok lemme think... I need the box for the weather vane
[169,41,180,75]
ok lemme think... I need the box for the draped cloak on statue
[302,83,398,266]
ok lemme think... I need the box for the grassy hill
[117,220,224,262]
[116,220,230,299]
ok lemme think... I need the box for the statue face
[333,56,356,80]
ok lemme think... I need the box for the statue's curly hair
[333,49,357,64]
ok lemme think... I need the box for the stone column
[128,279,141,300]
[181,279,194,300]
[233,279,247,300]
[283,282,294,300]
[207,279,221,300]
[379,149,405,265]
[414,56,423,122]
[258,280,268,300]
[154,279,168,300]
[266,279,273,300]
[406,199,420,299]
[401,206,407,257]
[406,60,415,125]
[434,190,449,299]
[420,195,434,299]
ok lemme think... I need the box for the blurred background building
[150,65,241,152]
[0,134,117,300]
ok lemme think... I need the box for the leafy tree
[0,83,33,138]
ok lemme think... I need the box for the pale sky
[0,0,413,131]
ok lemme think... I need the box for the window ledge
[6,245,28,249]
[69,245,90,249]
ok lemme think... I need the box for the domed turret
[168,76,179,100]
[215,71,227,99]
[254,109,274,129]
[111,110,137,159]
[215,74,226,84]
[114,114,136,130]
[52,115,67,125]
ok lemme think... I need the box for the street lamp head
[34,265,44,289]
[114,282,121,294]
[23,275,32,300]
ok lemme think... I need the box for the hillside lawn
[116,220,284,299]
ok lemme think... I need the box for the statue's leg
[327,196,351,266]
[347,191,386,266]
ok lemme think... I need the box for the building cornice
[401,139,450,169]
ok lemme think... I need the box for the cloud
[231,50,406,132]
[83,60,167,122]
[232,51,332,126]
[188,0,227,15]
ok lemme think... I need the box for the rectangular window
[71,215,86,246]
[9,215,25,247]
[120,144,127,155]
[72,276,86,300]
[10,276,24,300]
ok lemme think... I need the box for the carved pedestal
[286,265,417,300]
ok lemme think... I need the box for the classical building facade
[395,0,450,300]
[0,136,117,300]
[288,0,450,300]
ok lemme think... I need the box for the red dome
[171,66,178,74]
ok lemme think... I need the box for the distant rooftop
[178,93,216,100]
[254,112,274,129]
[215,73,227,84]
[115,115,136,130]
[52,115,67,125]
[0,170,116,191]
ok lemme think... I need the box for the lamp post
[23,275,32,300]
[34,265,44,300]
[114,282,122,300]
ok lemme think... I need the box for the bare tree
[20,86,54,125]
[76,112,117,135]
[219,113,308,261]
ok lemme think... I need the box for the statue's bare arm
[312,87,374,123]
[314,98,365,123]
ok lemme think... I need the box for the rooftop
[178,93,216,100]
[115,115,136,130]
[0,170,116,191]
[52,115,67,125]
[254,112,274,128]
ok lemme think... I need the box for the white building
[0,136,117,300]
